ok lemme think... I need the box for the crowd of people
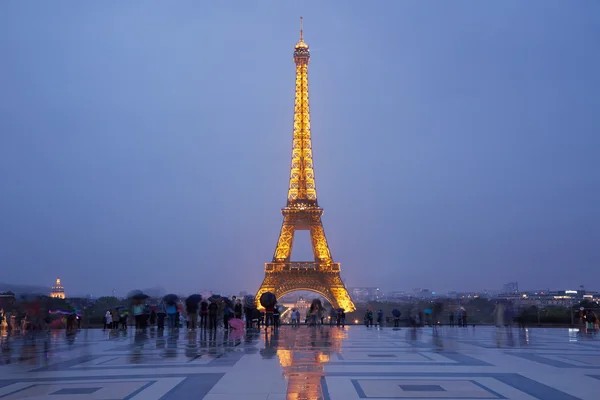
[100,296,352,332]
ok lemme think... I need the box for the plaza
[0,326,599,399]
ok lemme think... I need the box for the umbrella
[163,294,178,303]
[392,309,401,317]
[127,289,143,298]
[49,309,71,315]
[228,318,244,331]
[244,295,256,309]
[424,308,432,315]
[208,294,222,303]
[260,292,276,308]
[128,290,149,300]
[115,305,125,310]
[223,298,234,309]
[186,294,202,306]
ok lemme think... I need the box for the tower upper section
[287,17,317,205]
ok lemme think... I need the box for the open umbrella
[208,294,222,303]
[244,294,256,309]
[392,309,401,317]
[127,289,142,297]
[260,292,276,308]
[223,298,234,309]
[131,292,149,300]
[228,318,244,331]
[424,308,432,315]
[163,294,178,303]
[186,294,202,306]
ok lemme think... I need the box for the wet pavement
[0,325,599,399]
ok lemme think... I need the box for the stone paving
[0,325,599,399]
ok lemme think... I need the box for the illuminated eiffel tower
[256,19,355,312]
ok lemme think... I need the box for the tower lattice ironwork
[256,19,355,312]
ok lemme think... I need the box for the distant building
[50,278,65,299]
[349,287,379,303]
[502,282,519,294]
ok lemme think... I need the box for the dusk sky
[1,2,599,297]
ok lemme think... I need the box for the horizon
[2,3,599,297]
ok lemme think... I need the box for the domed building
[50,278,65,299]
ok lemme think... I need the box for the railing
[265,262,340,272]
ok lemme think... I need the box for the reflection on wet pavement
[1,326,599,399]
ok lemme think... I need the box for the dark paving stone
[51,387,101,394]
[399,384,445,392]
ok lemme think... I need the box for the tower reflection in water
[262,326,347,400]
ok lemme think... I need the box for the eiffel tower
[256,19,355,312]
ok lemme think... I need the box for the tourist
[243,301,253,330]
[104,310,112,330]
[290,308,298,327]
[265,302,275,329]
[393,311,400,328]
[337,309,346,327]
[66,310,76,332]
[252,308,262,329]
[234,299,243,320]
[133,302,144,330]
[200,300,208,330]
[329,308,336,326]
[186,299,198,331]
[309,301,320,326]
[208,301,218,331]
[121,310,129,330]
[462,309,468,327]
[113,308,120,330]
[223,303,234,330]
[273,305,280,328]
[449,312,454,327]
[149,309,157,327]
[365,309,374,327]
[377,310,384,328]
[157,302,166,330]
[166,302,177,330]
[21,313,28,332]
[585,309,597,333]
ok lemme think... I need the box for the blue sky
[1,1,599,296]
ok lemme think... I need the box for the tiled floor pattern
[0,326,599,399]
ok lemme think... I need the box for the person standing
[273,305,280,328]
[366,309,374,327]
[244,302,254,330]
[337,309,346,327]
[186,301,198,331]
[208,301,218,331]
[377,310,384,328]
[200,300,208,330]
[234,299,243,320]
[104,310,112,330]
[166,302,177,330]
[113,308,120,330]
[133,303,144,330]
[265,303,275,329]
[121,310,129,330]
[157,302,166,330]
[149,309,157,327]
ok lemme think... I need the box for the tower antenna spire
[300,16,304,41]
